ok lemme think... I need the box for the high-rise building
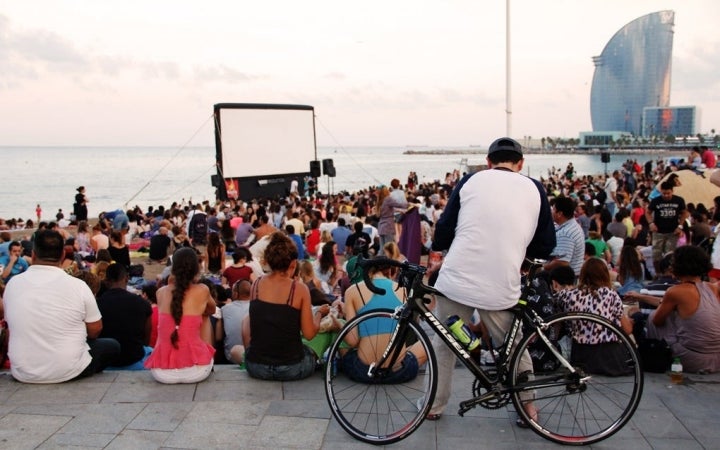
[590,11,675,134]
[643,106,697,137]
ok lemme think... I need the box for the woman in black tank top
[243,232,330,381]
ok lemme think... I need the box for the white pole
[506,0,512,138]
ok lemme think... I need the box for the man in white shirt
[603,171,620,217]
[429,137,556,422]
[4,230,120,383]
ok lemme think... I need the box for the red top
[306,229,321,256]
[144,313,214,369]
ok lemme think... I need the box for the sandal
[515,417,529,428]
[425,413,442,421]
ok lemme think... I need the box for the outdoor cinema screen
[215,104,317,179]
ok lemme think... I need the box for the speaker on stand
[310,160,322,178]
[322,159,336,194]
[600,152,610,175]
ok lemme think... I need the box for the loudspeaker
[322,158,336,177]
[210,174,221,187]
[310,160,321,177]
[601,152,610,163]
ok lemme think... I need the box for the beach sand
[6,222,167,285]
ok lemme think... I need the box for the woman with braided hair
[144,247,216,383]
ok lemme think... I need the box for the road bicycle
[324,257,643,445]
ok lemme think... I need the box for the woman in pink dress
[144,247,216,383]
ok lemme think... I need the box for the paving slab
[104,430,173,450]
[1,366,719,449]
[126,402,194,432]
[248,415,328,449]
[0,413,72,450]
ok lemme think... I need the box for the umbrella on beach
[659,169,720,208]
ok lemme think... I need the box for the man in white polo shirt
[4,230,120,383]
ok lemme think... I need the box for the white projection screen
[215,104,317,178]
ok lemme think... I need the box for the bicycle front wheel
[510,312,643,445]
[324,310,437,445]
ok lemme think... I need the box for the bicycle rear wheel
[324,310,437,445]
[510,312,643,445]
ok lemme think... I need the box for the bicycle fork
[367,306,412,378]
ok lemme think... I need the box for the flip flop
[425,413,442,421]
[515,417,530,428]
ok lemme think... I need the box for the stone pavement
[1,365,719,449]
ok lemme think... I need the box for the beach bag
[521,274,560,373]
[637,338,672,373]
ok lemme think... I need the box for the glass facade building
[642,106,697,137]
[590,11,675,134]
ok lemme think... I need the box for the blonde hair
[376,186,390,213]
[320,230,332,244]
[298,259,315,281]
[383,241,402,261]
[92,261,110,281]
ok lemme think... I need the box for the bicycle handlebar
[356,256,428,296]
[355,256,545,298]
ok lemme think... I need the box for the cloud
[192,64,267,84]
[0,15,85,68]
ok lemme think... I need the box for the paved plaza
[0,365,718,449]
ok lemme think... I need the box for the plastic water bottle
[670,357,683,384]
[446,315,480,350]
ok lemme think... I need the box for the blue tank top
[356,278,402,338]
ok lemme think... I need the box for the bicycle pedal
[458,392,493,415]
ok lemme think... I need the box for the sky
[1,0,719,148]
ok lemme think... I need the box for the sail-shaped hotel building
[590,11,676,135]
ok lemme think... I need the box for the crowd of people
[1,143,719,401]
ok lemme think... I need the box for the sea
[0,145,677,221]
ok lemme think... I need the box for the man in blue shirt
[0,241,29,283]
[331,218,352,255]
[285,224,305,260]
[0,232,12,258]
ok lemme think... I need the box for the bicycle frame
[333,256,644,445]
[366,262,581,413]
